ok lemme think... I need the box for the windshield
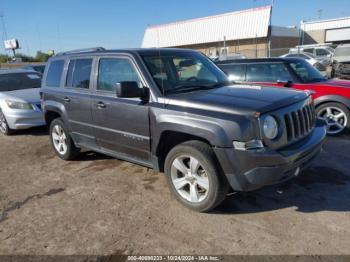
[0,72,42,92]
[335,46,350,57]
[326,47,335,53]
[141,52,229,95]
[289,60,326,83]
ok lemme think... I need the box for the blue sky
[1,0,350,56]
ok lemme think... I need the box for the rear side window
[217,64,245,81]
[97,58,141,92]
[0,73,41,91]
[303,48,314,54]
[246,63,292,82]
[66,59,92,89]
[46,60,64,87]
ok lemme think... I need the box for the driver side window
[97,58,142,92]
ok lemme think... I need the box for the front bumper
[4,108,46,130]
[214,120,327,191]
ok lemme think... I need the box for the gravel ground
[0,128,349,255]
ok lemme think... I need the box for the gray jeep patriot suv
[41,47,326,212]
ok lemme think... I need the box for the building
[142,6,299,58]
[301,16,350,45]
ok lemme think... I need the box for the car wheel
[164,140,229,212]
[0,108,14,136]
[316,102,350,136]
[50,118,80,160]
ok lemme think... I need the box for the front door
[91,56,151,163]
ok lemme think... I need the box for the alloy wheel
[0,110,8,134]
[318,106,348,135]
[52,124,68,155]
[170,155,209,203]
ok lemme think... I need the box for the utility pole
[268,0,274,58]
[0,12,9,55]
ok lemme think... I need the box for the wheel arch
[314,95,350,110]
[43,101,70,129]
[154,130,214,172]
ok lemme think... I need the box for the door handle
[96,101,106,109]
[63,97,71,102]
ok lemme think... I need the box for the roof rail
[55,47,105,56]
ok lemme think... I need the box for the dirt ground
[0,128,349,255]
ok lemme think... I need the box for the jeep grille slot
[284,104,315,142]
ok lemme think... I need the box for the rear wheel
[164,140,229,212]
[0,109,14,136]
[316,102,349,135]
[50,118,80,160]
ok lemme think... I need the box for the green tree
[35,51,50,62]
[0,54,9,63]
[14,53,36,62]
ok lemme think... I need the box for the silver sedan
[0,70,45,135]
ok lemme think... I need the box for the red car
[216,58,350,135]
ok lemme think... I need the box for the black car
[21,64,46,74]
[41,48,326,212]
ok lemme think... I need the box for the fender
[314,95,350,109]
[43,100,71,130]
[151,112,254,155]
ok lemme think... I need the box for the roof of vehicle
[0,69,40,75]
[284,52,316,58]
[52,47,198,59]
[21,63,46,67]
[215,57,305,64]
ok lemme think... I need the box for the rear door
[62,57,96,147]
[90,55,151,164]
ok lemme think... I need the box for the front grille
[284,103,315,142]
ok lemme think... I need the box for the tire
[316,102,350,136]
[49,118,80,160]
[0,108,14,136]
[164,140,229,212]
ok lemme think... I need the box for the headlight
[6,100,34,110]
[263,115,278,140]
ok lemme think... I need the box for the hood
[1,88,41,104]
[166,85,308,115]
[320,79,350,89]
[333,56,350,63]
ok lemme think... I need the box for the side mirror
[116,81,145,98]
[277,79,293,87]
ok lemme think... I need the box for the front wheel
[316,102,350,136]
[50,118,80,160]
[0,109,14,136]
[164,140,229,212]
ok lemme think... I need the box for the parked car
[332,44,350,79]
[216,57,350,135]
[41,48,326,212]
[0,69,45,135]
[290,46,334,64]
[280,52,328,76]
[21,63,46,74]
